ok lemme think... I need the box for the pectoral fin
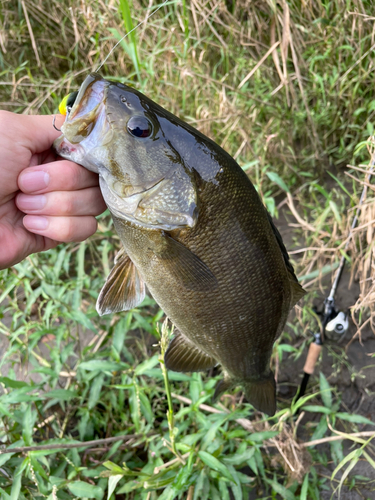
[165,332,217,372]
[154,234,218,292]
[97,249,145,316]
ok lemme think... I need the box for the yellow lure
[58,94,70,115]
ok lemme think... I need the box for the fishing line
[296,144,375,404]
[95,0,170,73]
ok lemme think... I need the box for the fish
[54,73,306,416]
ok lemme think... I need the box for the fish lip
[53,134,86,162]
[69,74,108,122]
[53,134,81,155]
[53,81,112,172]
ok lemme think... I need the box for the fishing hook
[52,115,61,132]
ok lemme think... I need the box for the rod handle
[303,342,322,375]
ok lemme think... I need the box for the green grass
[1,0,375,498]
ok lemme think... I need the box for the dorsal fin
[96,249,145,316]
[266,211,306,306]
[165,332,217,372]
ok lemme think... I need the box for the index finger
[17,114,66,154]
[18,160,100,194]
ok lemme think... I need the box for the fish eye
[66,91,78,114]
[127,116,152,138]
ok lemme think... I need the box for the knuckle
[64,162,82,189]
[61,218,76,241]
[61,196,75,215]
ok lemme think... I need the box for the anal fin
[97,248,145,316]
[165,332,217,372]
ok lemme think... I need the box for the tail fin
[213,373,276,416]
[243,374,276,416]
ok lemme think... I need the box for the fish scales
[54,73,305,415]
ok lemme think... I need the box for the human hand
[0,111,107,270]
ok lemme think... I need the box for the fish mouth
[53,75,112,172]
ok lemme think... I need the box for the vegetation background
[0,0,375,498]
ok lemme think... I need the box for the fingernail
[23,215,48,231]
[19,171,49,191]
[17,194,46,210]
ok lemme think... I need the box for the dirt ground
[276,209,375,498]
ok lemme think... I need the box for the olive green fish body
[54,74,305,415]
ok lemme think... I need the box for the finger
[18,160,100,194]
[18,114,65,154]
[16,187,107,217]
[23,215,98,242]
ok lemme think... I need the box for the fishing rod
[295,149,375,403]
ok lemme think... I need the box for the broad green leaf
[141,369,191,381]
[331,440,344,465]
[331,448,361,481]
[223,448,255,466]
[218,479,230,500]
[67,480,103,499]
[266,478,296,500]
[226,464,243,500]
[319,372,332,409]
[300,473,309,500]
[139,391,154,424]
[311,417,328,441]
[198,451,235,483]
[79,360,128,372]
[266,171,289,192]
[336,413,375,426]
[103,461,125,475]
[0,486,11,499]
[248,431,279,442]
[88,373,104,409]
[158,485,178,500]
[22,405,36,446]
[134,355,159,376]
[107,475,123,499]
[302,405,332,414]
[44,389,78,401]
[0,377,30,389]
[68,310,96,332]
[10,458,28,500]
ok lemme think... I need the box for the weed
[1,0,375,498]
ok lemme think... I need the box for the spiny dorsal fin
[266,211,306,305]
[165,332,217,372]
[155,234,218,292]
[96,249,145,316]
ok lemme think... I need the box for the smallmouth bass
[54,73,305,416]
